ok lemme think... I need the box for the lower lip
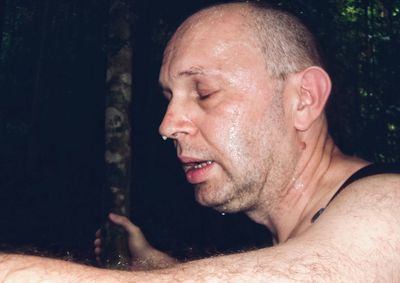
[185,162,214,184]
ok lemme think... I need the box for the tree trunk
[101,0,133,269]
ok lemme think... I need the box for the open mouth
[183,160,214,172]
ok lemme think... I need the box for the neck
[246,120,367,244]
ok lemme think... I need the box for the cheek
[202,103,248,163]
[226,108,246,162]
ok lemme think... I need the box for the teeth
[192,161,213,170]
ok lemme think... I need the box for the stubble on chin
[193,180,232,211]
[193,178,259,214]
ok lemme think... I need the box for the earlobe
[293,67,331,131]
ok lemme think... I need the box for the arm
[0,253,171,283]
[0,253,130,283]
[2,174,399,282]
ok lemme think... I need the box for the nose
[159,99,197,140]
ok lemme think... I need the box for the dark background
[0,0,399,264]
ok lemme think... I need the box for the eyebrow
[158,66,207,90]
[177,66,206,77]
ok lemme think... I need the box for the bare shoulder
[325,172,400,219]
[310,172,400,237]
[297,173,400,281]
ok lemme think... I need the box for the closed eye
[198,90,218,101]
[194,77,220,102]
[198,91,211,100]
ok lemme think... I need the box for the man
[1,2,399,281]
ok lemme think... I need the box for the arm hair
[0,174,399,282]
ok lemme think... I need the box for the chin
[194,186,243,213]
[194,185,227,208]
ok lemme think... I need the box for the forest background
[0,0,399,265]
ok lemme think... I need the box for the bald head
[164,2,323,80]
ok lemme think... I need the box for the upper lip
[179,156,214,173]
[178,156,208,164]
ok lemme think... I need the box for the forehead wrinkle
[168,65,222,84]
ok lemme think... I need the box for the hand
[94,213,178,270]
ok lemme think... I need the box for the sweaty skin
[160,13,292,219]
[1,3,399,282]
[158,6,365,242]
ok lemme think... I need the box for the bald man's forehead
[162,7,255,67]
[161,32,259,83]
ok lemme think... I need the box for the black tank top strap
[311,163,400,223]
[326,163,400,207]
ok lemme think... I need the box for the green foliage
[281,0,400,163]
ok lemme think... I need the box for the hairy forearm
[0,253,197,283]
[0,254,156,283]
[131,248,179,270]
[0,240,388,283]
[0,247,335,283]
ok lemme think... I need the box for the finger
[95,229,101,238]
[94,247,101,256]
[94,238,101,248]
[108,213,129,225]
[96,256,101,264]
[109,213,139,234]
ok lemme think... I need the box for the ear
[292,66,331,131]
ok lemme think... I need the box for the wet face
[159,12,292,213]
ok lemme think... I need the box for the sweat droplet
[221,213,226,216]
